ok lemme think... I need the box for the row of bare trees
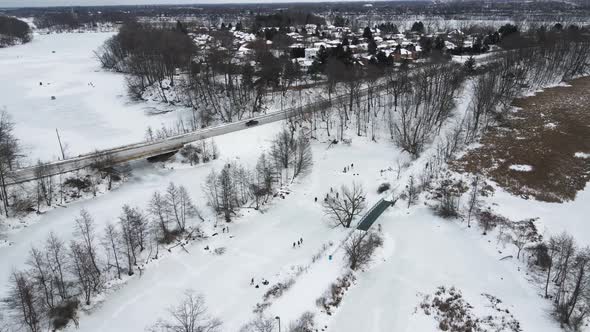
[96,22,195,103]
[3,183,201,332]
[299,33,590,161]
[0,16,32,47]
[464,39,590,142]
[4,212,102,332]
[204,128,312,222]
[535,233,590,330]
[0,112,131,221]
[97,22,305,131]
[0,111,20,218]
[387,63,465,157]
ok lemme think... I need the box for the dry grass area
[455,77,590,202]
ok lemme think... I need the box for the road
[5,45,520,186]
[4,87,379,185]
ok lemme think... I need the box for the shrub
[49,299,79,330]
[64,177,92,191]
[344,231,383,270]
[316,272,356,314]
[11,194,35,216]
[377,182,391,194]
[263,279,295,301]
[179,144,202,165]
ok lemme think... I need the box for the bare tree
[90,154,120,191]
[406,176,418,208]
[271,129,296,182]
[118,205,147,276]
[69,241,102,305]
[344,231,383,270]
[252,152,275,209]
[465,174,481,227]
[165,183,182,231]
[287,312,315,332]
[101,223,122,280]
[555,247,590,328]
[4,270,41,332]
[204,165,244,223]
[511,218,541,260]
[165,183,199,233]
[0,111,20,217]
[433,177,465,219]
[291,134,313,181]
[34,160,53,210]
[27,246,55,310]
[388,64,463,157]
[45,232,69,301]
[544,235,564,298]
[149,191,172,241]
[323,183,366,228]
[239,315,276,332]
[150,290,221,332]
[178,185,201,229]
[73,209,101,279]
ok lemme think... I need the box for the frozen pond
[0,32,182,163]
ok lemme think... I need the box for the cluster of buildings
[186,22,484,72]
[285,24,425,68]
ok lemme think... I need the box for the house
[305,47,320,60]
[391,47,416,61]
[296,58,313,68]
[444,41,457,51]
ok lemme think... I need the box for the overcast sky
[3,0,380,8]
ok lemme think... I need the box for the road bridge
[5,86,383,185]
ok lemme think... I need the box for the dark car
[245,119,259,127]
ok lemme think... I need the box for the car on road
[245,119,259,127]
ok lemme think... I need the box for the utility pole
[55,128,65,160]
[275,316,281,332]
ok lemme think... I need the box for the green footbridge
[356,198,395,231]
[328,197,395,260]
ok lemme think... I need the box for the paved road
[5,86,383,185]
[6,46,518,186]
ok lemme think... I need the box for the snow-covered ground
[329,204,563,332]
[2,32,589,332]
[3,109,587,330]
[0,32,185,162]
[0,115,402,331]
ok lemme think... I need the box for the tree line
[33,11,131,31]
[251,11,325,31]
[0,16,31,48]
[2,182,201,331]
[204,127,312,222]
[96,21,305,131]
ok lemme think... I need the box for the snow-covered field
[1,32,590,332]
[2,109,588,331]
[0,32,185,162]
